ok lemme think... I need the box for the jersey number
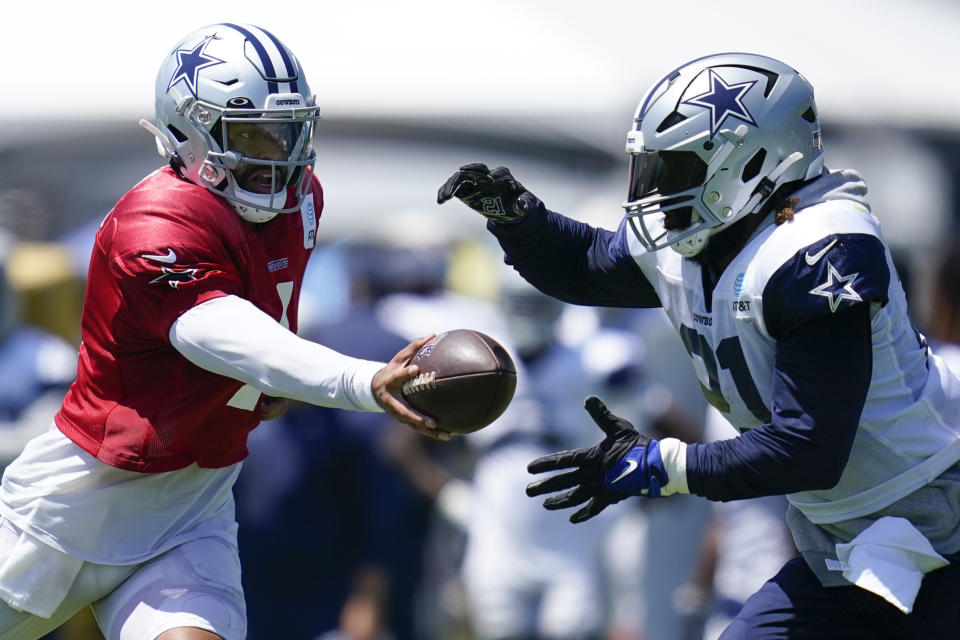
[226,282,294,412]
[678,324,771,423]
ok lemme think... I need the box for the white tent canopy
[3,0,958,130]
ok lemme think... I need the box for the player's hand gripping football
[437,163,530,223]
[526,396,669,523]
[372,335,450,441]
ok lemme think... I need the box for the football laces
[402,371,437,395]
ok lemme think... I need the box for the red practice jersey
[56,166,322,472]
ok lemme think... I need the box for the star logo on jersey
[166,34,225,98]
[149,267,199,289]
[682,69,758,137]
[809,262,862,313]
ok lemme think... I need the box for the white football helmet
[623,53,824,257]
[141,24,322,223]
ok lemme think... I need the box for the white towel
[832,516,948,614]
[0,517,83,618]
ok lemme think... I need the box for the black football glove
[526,396,668,523]
[437,163,529,223]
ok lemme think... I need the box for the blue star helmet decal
[809,261,863,313]
[166,34,225,99]
[682,68,758,138]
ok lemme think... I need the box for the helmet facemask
[201,101,321,222]
[624,146,712,257]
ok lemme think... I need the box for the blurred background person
[675,409,796,640]
[928,240,960,373]
[600,308,711,640]
[0,246,79,470]
[363,233,539,640]
[234,234,456,640]
[458,258,710,640]
[456,265,615,640]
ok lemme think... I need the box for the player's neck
[695,178,810,274]
[694,210,769,276]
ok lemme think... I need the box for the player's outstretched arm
[169,295,444,441]
[437,163,531,223]
[526,396,688,523]
[438,164,660,308]
[372,336,449,441]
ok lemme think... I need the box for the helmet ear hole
[801,106,817,123]
[741,148,767,183]
[167,125,188,143]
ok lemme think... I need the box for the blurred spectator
[453,266,610,640]
[5,242,85,345]
[0,244,78,468]
[675,409,796,640]
[439,256,707,640]
[365,239,528,638]
[602,309,711,640]
[929,240,960,371]
[0,236,83,639]
[234,241,449,640]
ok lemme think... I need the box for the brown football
[402,329,517,435]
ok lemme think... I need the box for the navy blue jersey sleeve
[686,302,872,501]
[487,194,660,308]
[762,233,889,340]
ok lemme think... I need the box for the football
[402,329,517,435]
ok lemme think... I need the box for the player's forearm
[170,295,383,411]
[686,303,872,500]
[487,194,660,308]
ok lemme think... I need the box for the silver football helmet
[623,53,824,257]
[141,24,322,223]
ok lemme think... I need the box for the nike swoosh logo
[805,239,837,266]
[611,459,639,484]
[141,248,177,263]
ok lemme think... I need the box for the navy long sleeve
[488,194,661,308]
[490,194,873,501]
[686,302,873,501]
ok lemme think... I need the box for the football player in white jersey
[439,52,960,639]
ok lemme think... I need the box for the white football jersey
[627,170,960,524]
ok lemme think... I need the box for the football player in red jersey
[0,24,444,640]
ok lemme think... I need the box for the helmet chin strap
[671,152,804,259]
[671,228,711,257]
[742,152,805,215]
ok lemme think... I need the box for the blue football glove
[436,163,530,223]
[526,396,669,523]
